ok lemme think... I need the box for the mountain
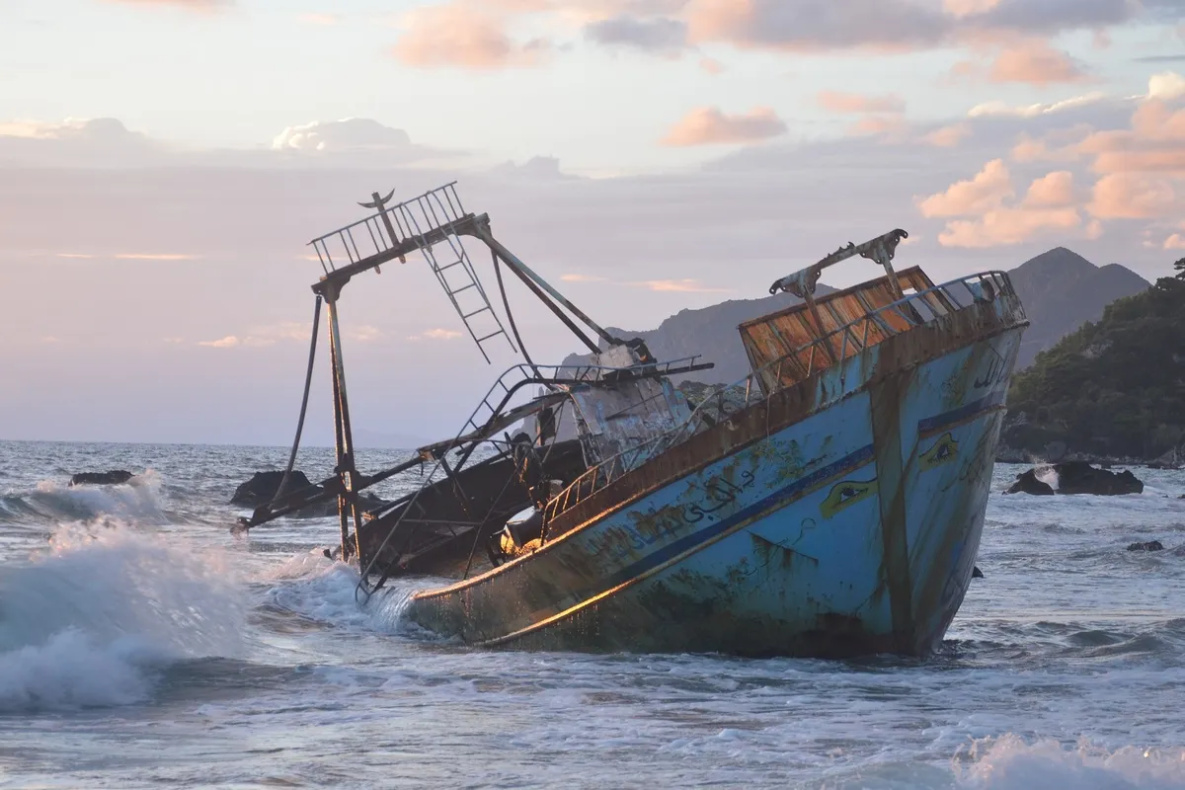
[1007,247,1150,368]
[565,247,1149,382]
[565,288,833,385]
[1003,274,1185,462]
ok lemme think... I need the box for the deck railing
[541,270,1021,529]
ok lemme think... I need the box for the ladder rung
[450,283,478,297]
[476,331,505,343]
[437,260,464,272]
[461,306,490,320]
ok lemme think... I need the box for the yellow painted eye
[820,479,878,518]
[920,432,959,471]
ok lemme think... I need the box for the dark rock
[1127,540,1164,552]
[972,566,984,579]
[231,470,386,518]
[231,471,317,507]
[1005,462,1143,495]
[69,470,134,487]
[1054,461,1143,495]
[1005,469,1055,495]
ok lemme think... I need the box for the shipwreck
[237,182,1028,658]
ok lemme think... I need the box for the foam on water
[261,550,440,636]
[4,472,167,525]
[955,735,1185,789]
[0,522,245,710]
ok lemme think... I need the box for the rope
[272,295,323,505]
[493,249,544,380]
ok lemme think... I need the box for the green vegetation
[1005,264,1185,460]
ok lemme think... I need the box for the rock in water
[231,470,317,507]
[1127,540,1164,552]
[1054,462,1143,495]
[69,470,134,487]
[1005,462,1143,495]
[1005,469,1055,495]
[972,566,985,579]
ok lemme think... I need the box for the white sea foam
[0,522,244,710]
[956,735,1185,789]
[262,550,437,635]
[21,472,167,524]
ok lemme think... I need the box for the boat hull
[407,297,1025,657]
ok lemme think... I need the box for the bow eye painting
[2,1,1185,787]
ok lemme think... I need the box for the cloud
[660,106,787,146]
[816,91,905,114]
[923,123,972,147]
[584,15,688,54]
[988,40,1089,86]
[967,92,1108,118]
[409,328,465,341]
[560,273,607,282]
[918,159,1013,217]
[920,161,1084,247]
[682,0,1150,54]
[391,3,549,69]
[1165,233,1185,250]
[1088,173,1177,219]
[114,253,200,261]
[272,118,412,153]
[631,279,729,293]
[348,325,383,342]
[1148,71,1185,101]
[1022,170,1076,207]
[198,335,239,348]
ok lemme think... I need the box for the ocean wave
[0,523,245,711]
[955,734,1185,789]
[1,472,167,526]
[260,551,443,638]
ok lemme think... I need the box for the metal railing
[309,182,470,274]
[541,270,1020,527]
[355,355,703,598]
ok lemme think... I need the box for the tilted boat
[238,182,1028,658]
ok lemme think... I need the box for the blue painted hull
[408,299,1025,657]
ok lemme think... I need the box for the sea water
[1,440,1183,789]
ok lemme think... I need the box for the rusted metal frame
[471,222,614,352]
[312,242,330,276]
[310,214,482,298]
[325,296,361,560]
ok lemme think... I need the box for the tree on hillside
[1176,256,1185,281]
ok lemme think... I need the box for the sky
[1,0,1183,447]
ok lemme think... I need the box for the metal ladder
[309,183,516,363]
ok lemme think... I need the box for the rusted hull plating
[407,297,1024,657]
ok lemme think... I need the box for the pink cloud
[392,4,548,69]
[1165,233,1185,251]
[922,123,971,148]
[938,207,1081,248]
[1022,171,1075,208]
[1088,174,1177,220]
[988,40,1088,86]
[817,91,905,114]
[660,106,787,146]
[917,159,1013,218]
[631,279,730,293]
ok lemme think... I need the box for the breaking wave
[0,523,245,711]
[955,735,1185,789]
[1,472,167,525]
